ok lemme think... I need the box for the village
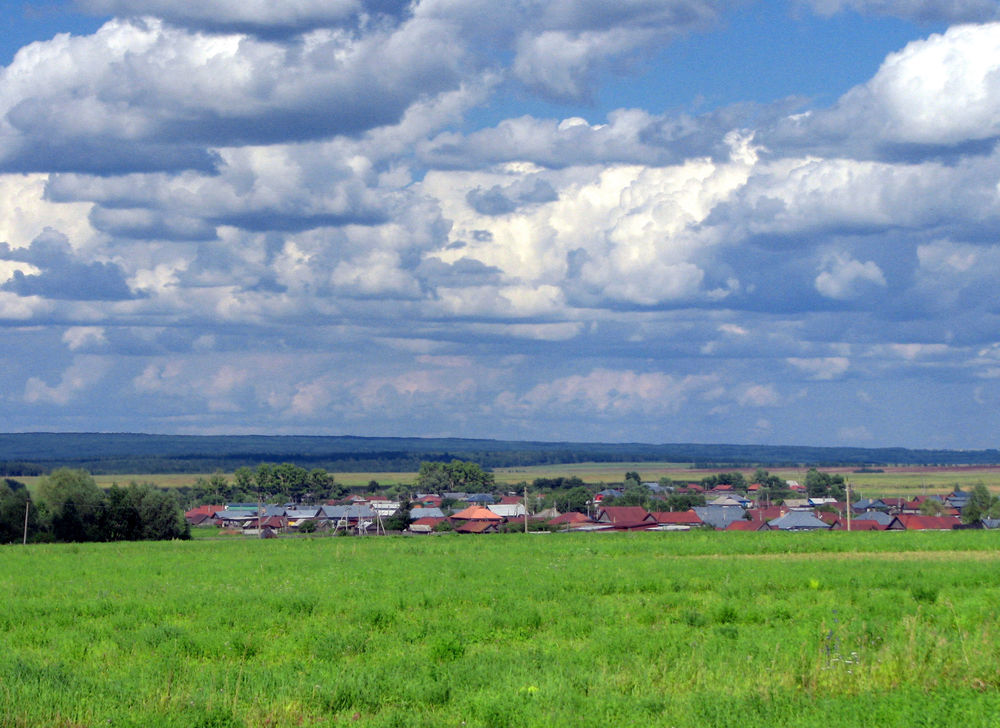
[183,479,997,537]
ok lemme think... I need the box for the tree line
[0,470,189,544]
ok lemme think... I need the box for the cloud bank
[2,3,1000,446]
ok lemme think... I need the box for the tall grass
[2,532,1000,726]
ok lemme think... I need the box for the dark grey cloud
[89,207,218,241]
[0,230,140,301]
[466,177,558,215]
[801,0,1000,23]
[77,0,413,37]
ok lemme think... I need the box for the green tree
[804,469,846,500]
[233,466,254,495]
[307,469,341,501]
[416,460,494,492]
[274,463,309,503]
[254,463,278,497]
[919,499,946,516]
[37,469,104,542]
[132,485,189,540]
[649,492,706,512]
[701,472,748,491]
[383,501,412,531]
[543,485,592,514]
[962,484,1000,524]
[100,484,143,541]
[0,480,37,544]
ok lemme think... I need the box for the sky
[2,0,1000,448]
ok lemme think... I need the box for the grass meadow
[3,531,1000,727]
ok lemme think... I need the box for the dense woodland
[2,433,1000,476]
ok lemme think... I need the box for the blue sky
[1,0,1000,448]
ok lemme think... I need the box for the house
[594,488,623,503]
[692,505,746,530]
[726,519,770,531]
[488,503,527,518]
[285,507,321,529]
[548,512,593,528]
[808,497,839,508]
[185,505,223,526]
[946,490,971,511]
[215,508,262,529]
[408,517,446,533]
[651,510,703,528]
[594,506,658,530]
[455,520,500,534]
[320,505,377,532]
[241,515,287,535]
[449,505,504,523]
[466,493,496,505]
[783,498,812,510]
[840,519,884,531]
[815,511,840,526]
[852,511,894,527]
[410,507,446,520]
[768,511,831,531]
[852,498,889,513]
[881,498,907,513]
[367,498,401,518]
[902,495,946,514]
[886,515,960,531]
[707,495,749,508]
[745,506,784,524]
[415,495,443,508]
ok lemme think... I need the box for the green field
[17,462,1000,497]
[3,532,1000,727]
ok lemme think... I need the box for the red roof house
[548,512,593,527]
[726,519,769,531]
[594,506,657,530]
[887,515,961,531]
[651,510,703,526]
[455,520,500,534]
[450,505,504,522]
[185,505,223,525]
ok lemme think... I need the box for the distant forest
[1,433,999,476]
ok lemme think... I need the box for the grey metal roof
[852,511,894,526]
[852,498,888,511]
[410,507,445,519]
[215,509,257,521]
[320,505,375,519]
[692,505,746,530]
[768,511,831,530]
[466,493,495,503]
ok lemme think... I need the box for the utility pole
[23,498,30,545]
[524,483,528,534]
[846,479,851,532]
[257,489,263,539]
